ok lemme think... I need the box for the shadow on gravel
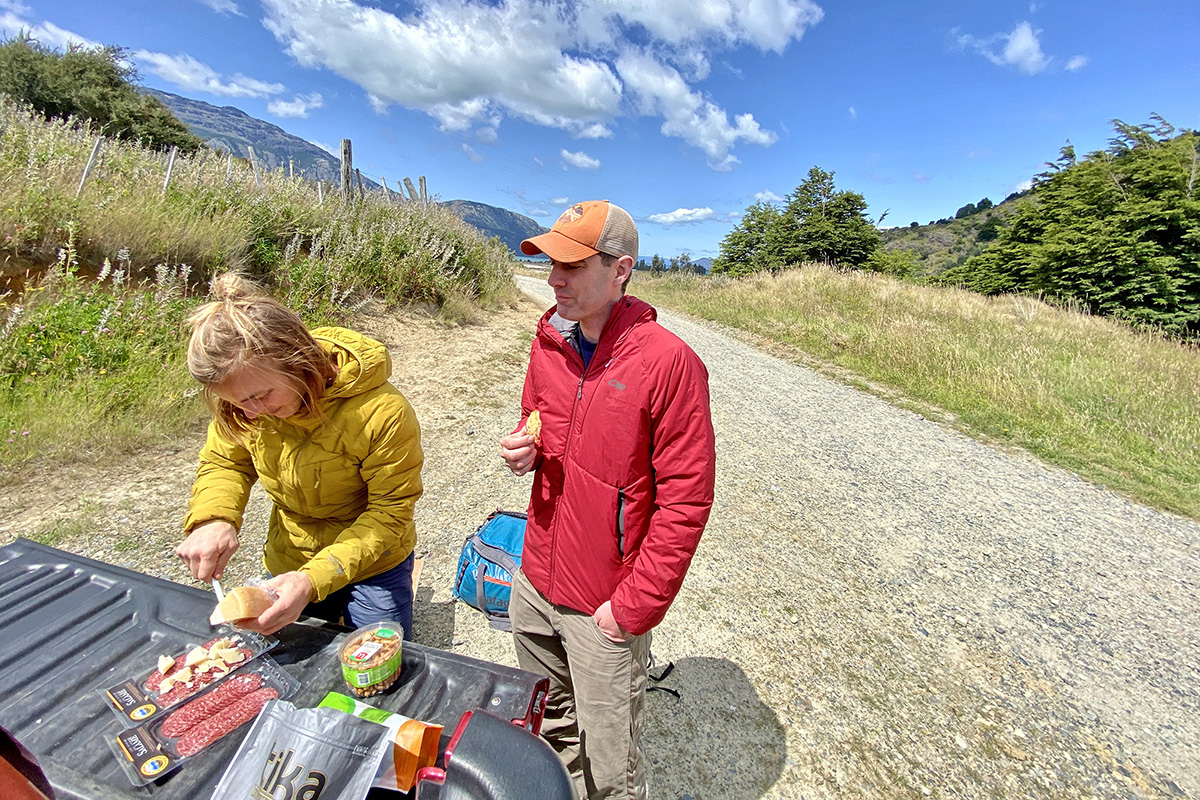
[643,656,786,799]
[413,587,457,649]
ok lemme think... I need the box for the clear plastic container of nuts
[339,622,404,698]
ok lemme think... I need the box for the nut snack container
[99,628,276,726]
[339,622,405,697]
[106,655,298,787]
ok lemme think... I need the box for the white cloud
[258,0,814,166]
[309,139,338,156]
[134,51,285,97]
[848,106,856,120]
[754,190,783,203]
[0,8,102,50]
[1015,178,1033,193]
[476,126,499,145]
[462,143,485,163]
[1066,55,1088,72]
[616,51,776,170]
[561,149,601,170]
[956,21,1050,75]
[550,196,570,206]
[646,207,715,225]
[197,0,242,15]
[267,92,323,118]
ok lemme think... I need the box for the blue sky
[4,0,1199,261]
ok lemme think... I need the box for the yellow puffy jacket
[183,327,423,601]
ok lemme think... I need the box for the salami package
[100,628,277,726]
[317,691,443,791]
[107,656,298,786]
[211,700,391,800]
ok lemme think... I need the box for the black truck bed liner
[0,538,549,799]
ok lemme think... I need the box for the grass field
[0,99,515,474]
[630,267,1200,519]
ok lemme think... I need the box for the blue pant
[302,552,414,640]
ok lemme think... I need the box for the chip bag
[317,692,443,792]
[211,700,389,800]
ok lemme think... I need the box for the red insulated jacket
[518,295,716,636]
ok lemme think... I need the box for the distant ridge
[442,199,547,255]
[142,87,377,188]
[144,88,547,252]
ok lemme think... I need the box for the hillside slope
[143,87,376,187]
[442,199,547,254]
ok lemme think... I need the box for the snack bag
[317,692,443,792]
[211,700,390,800]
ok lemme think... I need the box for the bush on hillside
[943,116,1200,338]
[0,36,201,153]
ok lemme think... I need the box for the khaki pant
[511,569,651,800]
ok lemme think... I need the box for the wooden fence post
[340,139,353,201]
[381,177,391,202]
[316,181,324,204]
[160,145,178,197]
[246,146,263,190]
[355,169,365,200]
[225,152,233,184]
[289,158,294,180]
[419,175,427,203]
[76,137,103,199]
[403,177,418,203]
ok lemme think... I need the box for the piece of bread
[526,409,542,445]
[209,585,274,627]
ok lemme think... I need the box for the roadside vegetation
[0,85,514,474]
[631,267,1200,519]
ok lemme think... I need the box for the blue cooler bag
[453,510,527,630]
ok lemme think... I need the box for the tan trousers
[511,569,651,800]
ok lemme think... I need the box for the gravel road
[2,274,1196,799]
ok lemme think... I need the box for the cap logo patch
[560,203,586,224]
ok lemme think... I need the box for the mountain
[143,87,376,188]
[145,88,547,252]
[442,199,547,255]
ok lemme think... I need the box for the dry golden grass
[633,267,1200,518]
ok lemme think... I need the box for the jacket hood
[313,327,392,400]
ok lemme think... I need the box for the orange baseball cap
[521,200,639,263]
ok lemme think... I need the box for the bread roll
[209,585,274,627]
[526,409,542,445]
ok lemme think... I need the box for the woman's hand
[239,571,314,636]
[176,520,240,582]
[500,427,538,476]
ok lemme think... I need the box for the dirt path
[2,278,1197,799]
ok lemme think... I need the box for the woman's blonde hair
[187,274,337,440]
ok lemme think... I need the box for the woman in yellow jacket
[176,274,423,638]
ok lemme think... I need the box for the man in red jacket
[500,200,716,799]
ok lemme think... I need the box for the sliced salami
[175,687,279,757]
[160,673,265,738]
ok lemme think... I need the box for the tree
[955,202,977,219]
[677,253,692,273]
[945,117,1200,337]
[650,254,665,274]
[0,36,201,152]
[772,166,879,268]
[710,201,781,277]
